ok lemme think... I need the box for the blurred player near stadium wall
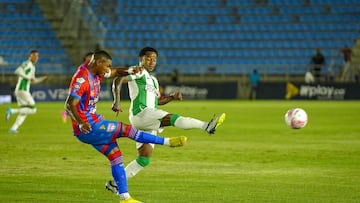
[5,50,48,133]
[339,45,353,82]
[106,47,225,193]
[171,68,179,83]
[310,48,325,82]
[248,69,260,100]
[64,50,187,203]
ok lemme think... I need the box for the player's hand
[79,122,92,134]
[131,66,144,74]
[111,102,123,117]
[170,92,183,101]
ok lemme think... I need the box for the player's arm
[158,92,183,105]
[108,67,129,78]
[107,66,144,78]
[110,66,143,114]
[14,64,33,80]
[64,95,92,133]
[32,76,48,84]
[111,76,130,114]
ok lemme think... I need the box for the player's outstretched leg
[121,123,187,147]
[98,142,142,203]
[205,113,226,134]
[106,125,188,195]
[105,136,188,195]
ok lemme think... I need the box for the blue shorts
[76,120,123,153]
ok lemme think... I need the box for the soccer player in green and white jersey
[5,50,48,133]
[105,47,225,193]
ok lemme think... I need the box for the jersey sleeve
[69,76,88,99]
[127,71,145,81]
[14,61,33,80]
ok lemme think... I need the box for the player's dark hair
[94,50,112,60]
[139,47,158,57]
[83,51,94,62]
[30,49,38,54]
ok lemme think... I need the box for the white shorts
[14,90,35,106]
[129,107,169,149]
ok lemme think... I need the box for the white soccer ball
[284,108,308,129]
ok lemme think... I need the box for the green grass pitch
[1,100,359,203]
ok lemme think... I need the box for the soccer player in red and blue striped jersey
[65,50,187,203]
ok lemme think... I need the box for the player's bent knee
[136,156,151,167]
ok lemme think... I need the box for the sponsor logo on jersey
[145,84,159,96]
[106,123,116,132]
[76,77,85,84]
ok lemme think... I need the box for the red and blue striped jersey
[68,63,104,135]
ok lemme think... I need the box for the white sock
[164,138,170,146]
[9,108,17,114]
[174,116,208,130]
[11,107,36,115]
[19,107,36,114]
[125,160,144,179]
[10,114,27,131]
[119,192,130,200]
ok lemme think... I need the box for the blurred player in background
[64,50,187,203]
[248,69,260,100]
[106,47,225,193]
[339,45,353,82]
[5,50,48,133]
[310,48,325,82]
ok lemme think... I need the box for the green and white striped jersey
[14,60,35,92]
[127,68,160,116]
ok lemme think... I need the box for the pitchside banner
[162,82,237,99]
[0,82,12,104]
[257,82,360,100]
[29,86,113,101]
[17,82,237,102]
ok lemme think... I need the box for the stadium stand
[94,0,360,75]
[0,0,359,77]
[0,0,72,74]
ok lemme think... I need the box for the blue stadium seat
[0,2,71,74]
[2,0,355,74]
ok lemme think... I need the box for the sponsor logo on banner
[164,85,208,99]
[31,86,112,101]
[285,83,346,100]
[32,88,69,101]
[285,82,299,100]
[299,85,346,99]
